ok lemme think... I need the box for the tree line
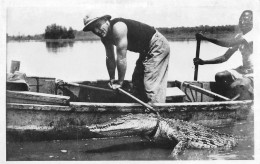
[157,25,238,40]
[7,24,239,41]
[157,25,236,34]
[44,24,75,39]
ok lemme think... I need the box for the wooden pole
[66,82,115,94]
[194,39,201,81]
[10,60,20,73]
[66,82,160,115]
[117,88,160,116]
[183,82,231,101]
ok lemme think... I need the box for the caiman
[87,113,238,157]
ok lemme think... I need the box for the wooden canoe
[6,76,253,141]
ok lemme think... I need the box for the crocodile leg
[170,139,188,157]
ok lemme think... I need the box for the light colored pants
[132,31,170,103]
[228,66,253,95]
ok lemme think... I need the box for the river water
[6,40,242,81]
[6,40,253,160]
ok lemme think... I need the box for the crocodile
[87,113,238,157]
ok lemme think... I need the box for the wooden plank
[182,82,230,101]
[7,103,71,111]
[166,87,186,97]
[7,100,252,113]
[69,100,252,112]
[6,90,70,105]
[26,76,56,94]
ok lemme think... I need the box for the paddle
[194,38,201,81]
[57,80,115,94]
[117,88,160,116]
[58,80,159,115]
[231,94,240,101]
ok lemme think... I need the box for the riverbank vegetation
[44,24,75,39]
[158,25,238,40]
[7,24,239,41]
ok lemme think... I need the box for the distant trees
[44,24,75,39]
[7,25,239,41]
[6,34,44,41]
[157,25,238,39]
[157,25,237,35]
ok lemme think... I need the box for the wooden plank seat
[6,90,70,105]
[166,87,186,102]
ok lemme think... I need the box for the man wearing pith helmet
[83,14,170,103]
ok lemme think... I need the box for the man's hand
[108,80,123,90]
[193,58,205,65]
[195,33,204,41]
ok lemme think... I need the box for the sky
[3,0,259,36]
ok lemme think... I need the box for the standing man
[193,10,253,100]
[83,15,170,103]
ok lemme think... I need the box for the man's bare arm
[203,46,239,64]
[196,33,246,47]
[113,22,128,85]
[102,39,116,81]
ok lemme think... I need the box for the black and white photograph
[1,0,260,162]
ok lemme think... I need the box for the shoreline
[7,31,236,42]
[6,34,234,42]
[7,25,238,42]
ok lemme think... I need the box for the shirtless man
[194,10,253,100]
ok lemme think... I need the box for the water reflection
[46,41,74,53]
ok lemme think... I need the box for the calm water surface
[6,40,252,160]
[6,40,242,81]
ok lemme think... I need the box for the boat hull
[6,77,253,141]
[7,100,253,141]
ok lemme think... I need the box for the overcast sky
[4,0,259,35]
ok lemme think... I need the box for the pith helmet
[83,14,111,31]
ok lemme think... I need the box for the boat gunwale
[7,100,253,113]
